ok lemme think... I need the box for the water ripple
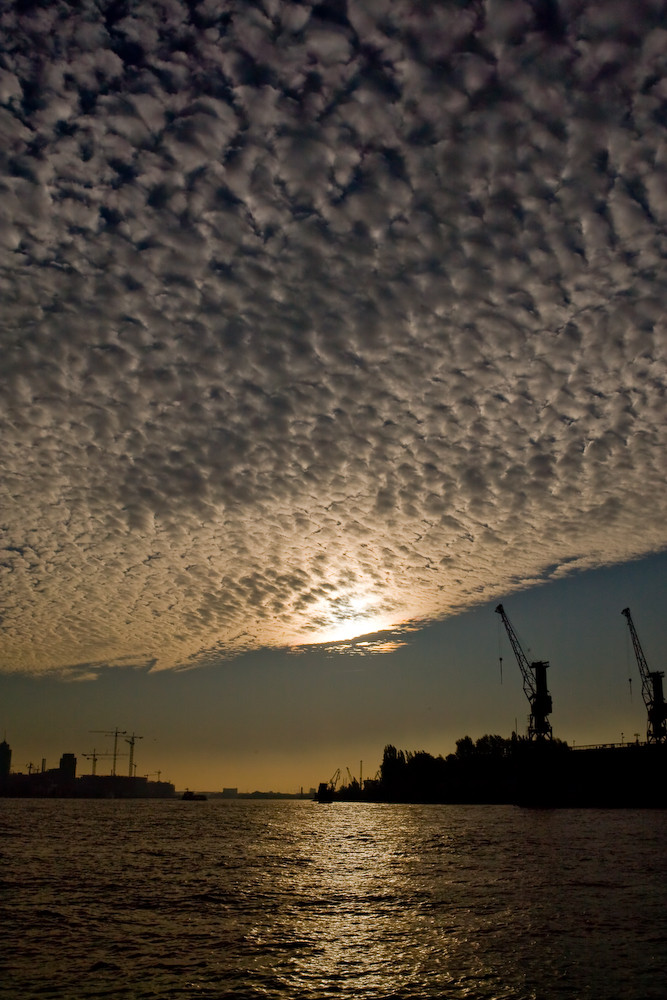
[2,801,667,999]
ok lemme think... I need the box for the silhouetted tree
[379,744,407,797]
[455,736,475,758]
[360,732,571,804]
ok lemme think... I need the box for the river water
[1,799,665,999]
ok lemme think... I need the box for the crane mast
[621,607,667,744]
[495,604,553,740]
[125,733,144,778]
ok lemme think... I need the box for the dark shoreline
[325,740,667,809]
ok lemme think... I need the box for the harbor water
[1,799,666,999]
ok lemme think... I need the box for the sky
[1,0,667,791]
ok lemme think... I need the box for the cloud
[1,0,666,676]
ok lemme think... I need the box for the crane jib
[495,604,553,741]
[621,607,667,744]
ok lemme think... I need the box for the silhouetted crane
[315,768,340,802]
[89,728,127,775]
[621,607,667,744]
[124,733,144,777]
[495,604,553,740]
[82,748,115,775]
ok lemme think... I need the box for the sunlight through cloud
[1,0,667,676]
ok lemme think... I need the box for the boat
[314,781,334,803]
[181,790,207,800]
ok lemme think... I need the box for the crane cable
[497,615,503,684]
[625,619,633,702]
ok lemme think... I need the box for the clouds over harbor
[2,0,667,676]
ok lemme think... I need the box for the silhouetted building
[0,748,175,798]
[0,740,11,777]
[59,753,76,780]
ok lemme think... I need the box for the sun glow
[307,612,398,646]
[297,591,398,647]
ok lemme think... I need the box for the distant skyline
[2,2,667,790]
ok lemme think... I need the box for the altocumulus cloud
[1,0,667,676]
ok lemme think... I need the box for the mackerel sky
[2,0,667,731]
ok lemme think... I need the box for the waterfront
[2,799,666,999]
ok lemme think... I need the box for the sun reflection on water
[5,800,663,998]
[279,804,447,997]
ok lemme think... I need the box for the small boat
[181,790,207,800]
[314,781,334,803]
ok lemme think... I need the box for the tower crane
[124,733,143,778]
[89,728,127,776]
[82,748,115,775]
[621,607,667,744]
[495,604,553,740]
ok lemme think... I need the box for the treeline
[336,734,570,804]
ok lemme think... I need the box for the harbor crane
[495,604,553,740]
[621,607,667,744]
[315,768,341,802]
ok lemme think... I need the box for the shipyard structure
[317,603,667,808]
[491,603,667,806]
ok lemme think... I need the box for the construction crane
[621,607,667,744]
[82,748,115,775]
[90,728,127,776]
[495,604,553,740]
[124,733,143,778]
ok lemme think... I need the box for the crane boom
[495,604,553,740]
[621,607,667,744]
